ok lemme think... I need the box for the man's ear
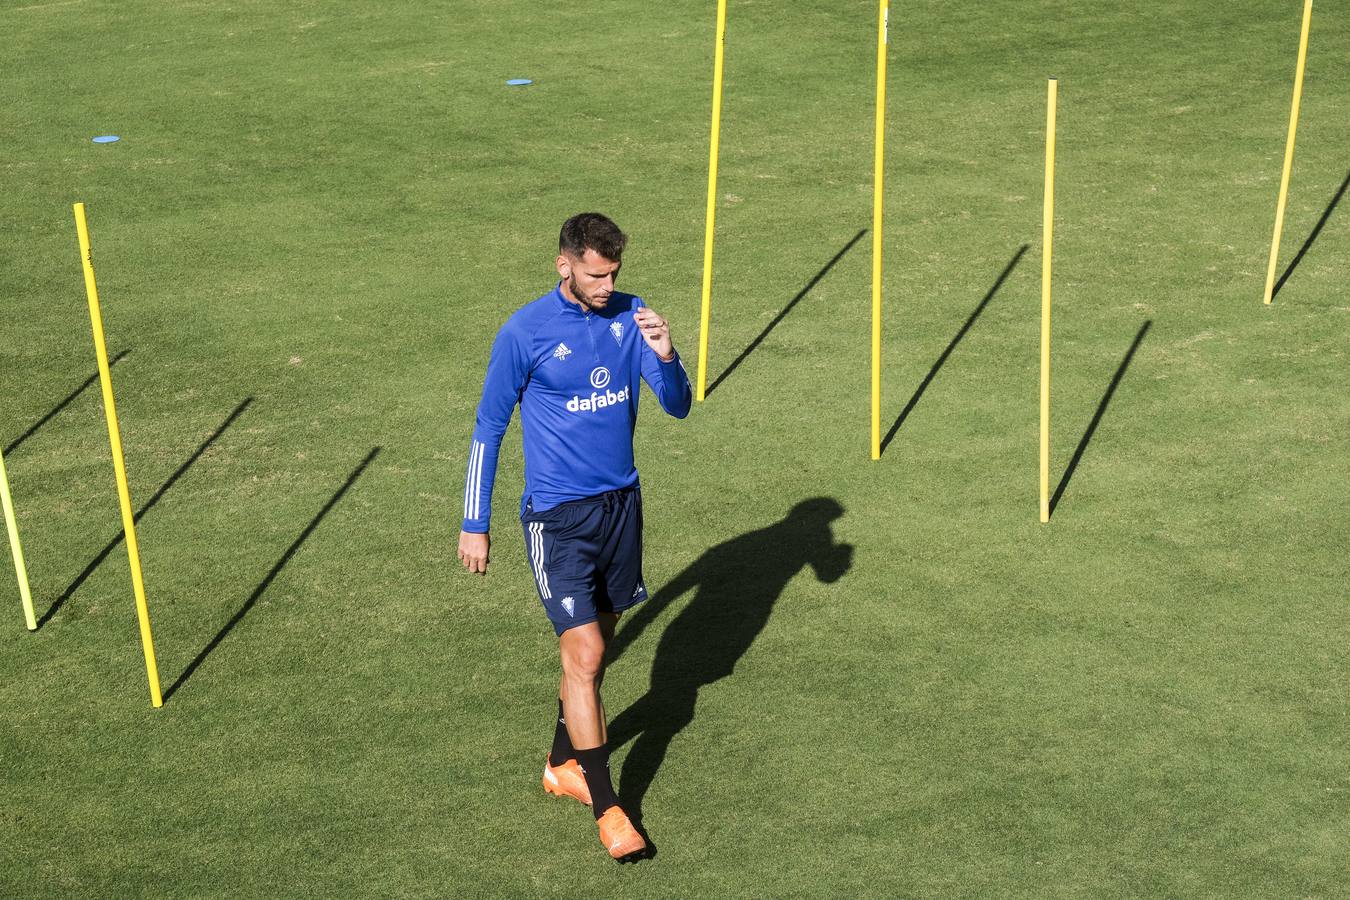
[555,253,572,279]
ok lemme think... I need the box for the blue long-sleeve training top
[461,284,692,532]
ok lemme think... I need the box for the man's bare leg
[557,612,643,857]
[558,613,618,751]
[544,614,620,808]
[558,615,623,817]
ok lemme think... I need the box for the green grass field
[3,1,1347,895]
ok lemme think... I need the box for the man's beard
[569,274,609,311]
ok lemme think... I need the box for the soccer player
[457,213,691,861]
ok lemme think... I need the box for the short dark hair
[559,212,627,262]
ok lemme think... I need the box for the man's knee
[560,624,606,682]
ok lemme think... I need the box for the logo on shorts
[610,322,624,344]
[633,583,645,598]
[561,597,576,617]
[553,343,572,362]
[589,366,610,389]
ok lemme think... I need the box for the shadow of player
[606,498,852,826]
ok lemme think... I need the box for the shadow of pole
[881,245,1028,455]
[605,498,853,825]
[37,396,255,628]
[705,229,867,398]
[1273,169,1350,301]
[5,349,132,456]
[163,446,382,703]
[1049,320,1152,518]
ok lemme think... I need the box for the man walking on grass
[457,212,691,861]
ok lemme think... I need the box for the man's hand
[458,530,490,574]
[634,306,675,362]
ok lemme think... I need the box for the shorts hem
[554,614,600,637]
[610,591,648,615]
[549,591,647,636]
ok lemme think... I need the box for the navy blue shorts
[521,486,648,635]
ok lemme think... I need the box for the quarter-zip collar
[554,281,593,317]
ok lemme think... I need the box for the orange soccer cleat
[596,806,646,860]
[542,757,592,806]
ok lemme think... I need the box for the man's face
[557,248,621,311]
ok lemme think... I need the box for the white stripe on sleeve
[463,442,476,520]
[465,441,486,521]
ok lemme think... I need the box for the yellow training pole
[1040,78,1057,524]
[1263,0,1313,305]
[74,203,163,708]
[695,0,728,402]
[0,450,37,630]
[870,0,888,460]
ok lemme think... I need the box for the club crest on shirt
[609,321,623,344]
[553,342,571,362]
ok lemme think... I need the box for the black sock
[548,699,573,767]
[574,745,620,818]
